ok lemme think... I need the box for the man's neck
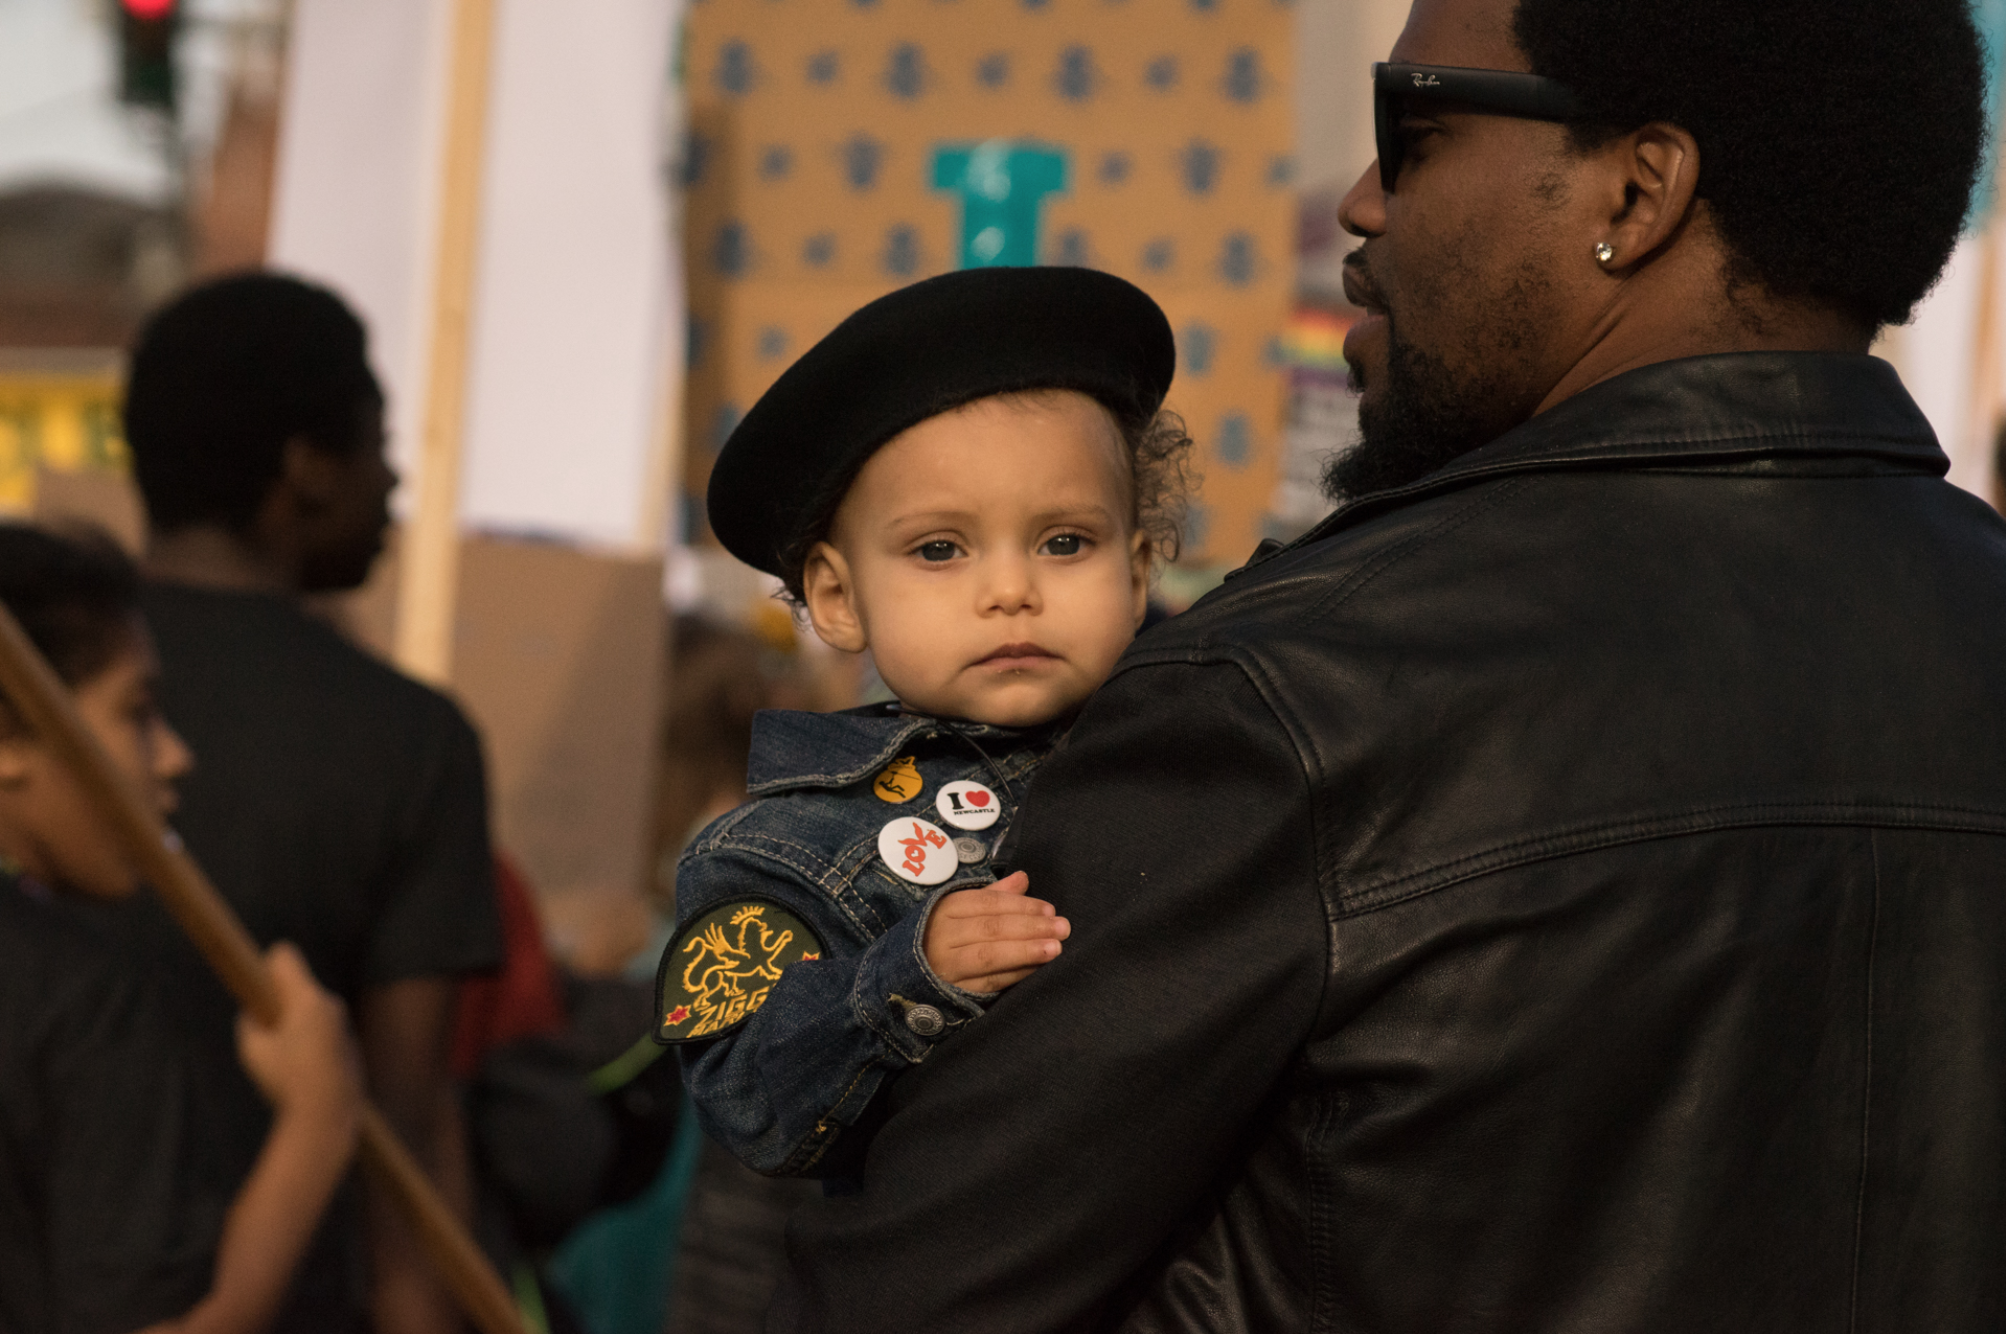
[145,526,299,596]
[1534,239,1874,418]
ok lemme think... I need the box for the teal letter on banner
[931,140,1069,268]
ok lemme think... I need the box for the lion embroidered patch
[655,901,824,1043]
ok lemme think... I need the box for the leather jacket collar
[1252,351,1944,572]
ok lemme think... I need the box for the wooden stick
[396,0,499,686]
[0,603,526,1334]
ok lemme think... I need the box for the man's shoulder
[141,582,476,739]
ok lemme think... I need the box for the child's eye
[1041,533,1085,557]
[918,540,959,563]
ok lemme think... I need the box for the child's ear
[802,542,868,654]
[1127,529,1152,630]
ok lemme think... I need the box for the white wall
[269,0,683,550]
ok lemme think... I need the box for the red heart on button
[968,790,990,807]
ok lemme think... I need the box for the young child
[657,266,1189,1177]
[0,523,362,1334]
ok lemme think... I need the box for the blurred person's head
[0,524,192,899]
[126,272,396,593]
[1329,0,1984,502]
[652,613,801,904]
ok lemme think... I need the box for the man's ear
[802,541,868,653]
[1595,122,1702,272]
[278,436,342,512]
[1127,529,1152,630]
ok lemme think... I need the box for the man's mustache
[1343,248,1389,316]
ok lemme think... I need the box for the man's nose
[1338,160,1387,239]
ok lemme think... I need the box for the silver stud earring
[1594,242,1616,265]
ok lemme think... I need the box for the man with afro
[770,0,2006,1329]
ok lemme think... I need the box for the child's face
[805,390,1150,726]
[0,623,192,898]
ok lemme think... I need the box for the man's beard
[1323,252,1549,505]
[1322,324,1520,504]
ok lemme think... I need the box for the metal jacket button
[904,1004,945,1036]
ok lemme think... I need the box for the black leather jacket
[773,353,2006,1332]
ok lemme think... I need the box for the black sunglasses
[1373,62,1585,192]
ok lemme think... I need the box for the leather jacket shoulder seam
[1330,799,2006,919]
[1309,475,1536,623]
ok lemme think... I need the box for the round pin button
[904,1004,945,1037]
[954,836,986,864]
[878,816,957,886]
[936,779,1000,831]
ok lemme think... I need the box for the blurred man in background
[115,272,501,1334]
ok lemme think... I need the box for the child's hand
[236,942,363,1139]
[924,871,1071,993]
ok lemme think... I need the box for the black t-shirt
[98,584,503,1327]
[0,871,224,1334]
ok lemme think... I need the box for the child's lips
[975,642,1060,671]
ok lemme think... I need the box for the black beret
[707,266,1175,577]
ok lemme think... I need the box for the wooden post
[396,0,500,685]
[0,604,527,1334]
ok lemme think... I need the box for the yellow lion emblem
[676,905,798,1038]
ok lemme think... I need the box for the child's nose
[981,554,1040,614]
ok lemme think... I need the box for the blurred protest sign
[681,0,1295,567]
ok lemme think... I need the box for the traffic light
[117,0,180,112]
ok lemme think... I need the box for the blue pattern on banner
[977,52,1010,87]
[1098,151,1131,185]
[1223,48,1262,102]
[933,140,1069,268]
[717,40,754,95]
[1189,0,1218,11]
[711,404,743,450]
[1182,324,1215,375]
[842,135,885,189]
[757,327,789,359]
[1976,0,2006,225]
[1144,55,1178,91]
[714,222,750,276]
[1265,154,1294,186]
[1142,237,1174,272]
[1051,228,1090,265]
[686,316,708,370]
[884,225,920,275]
[681,131,712,186]
[1179,139,1219,194]
[1182,502,1211,552]
[1219,231,1256,285]
[1055,46,1098,101]
[757,145,792,180]
[1216,412,1252,467]
[802,233,836,267]
[886,43,928,99]
[1262,335,1286,367]
[806,49,840,84]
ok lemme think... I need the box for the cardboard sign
[680,0,1296,568]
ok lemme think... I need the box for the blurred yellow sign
[0,353,130,515]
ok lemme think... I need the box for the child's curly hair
[774,391,1195,605]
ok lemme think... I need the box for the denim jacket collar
[746,703,1057,796]
[1243,351,1944,577]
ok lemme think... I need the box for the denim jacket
[657,703,1058,1177]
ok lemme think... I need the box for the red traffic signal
[120,0,177,17]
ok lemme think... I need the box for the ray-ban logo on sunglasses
[1411,73,1441,88]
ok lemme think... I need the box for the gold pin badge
[873,755,923,803]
